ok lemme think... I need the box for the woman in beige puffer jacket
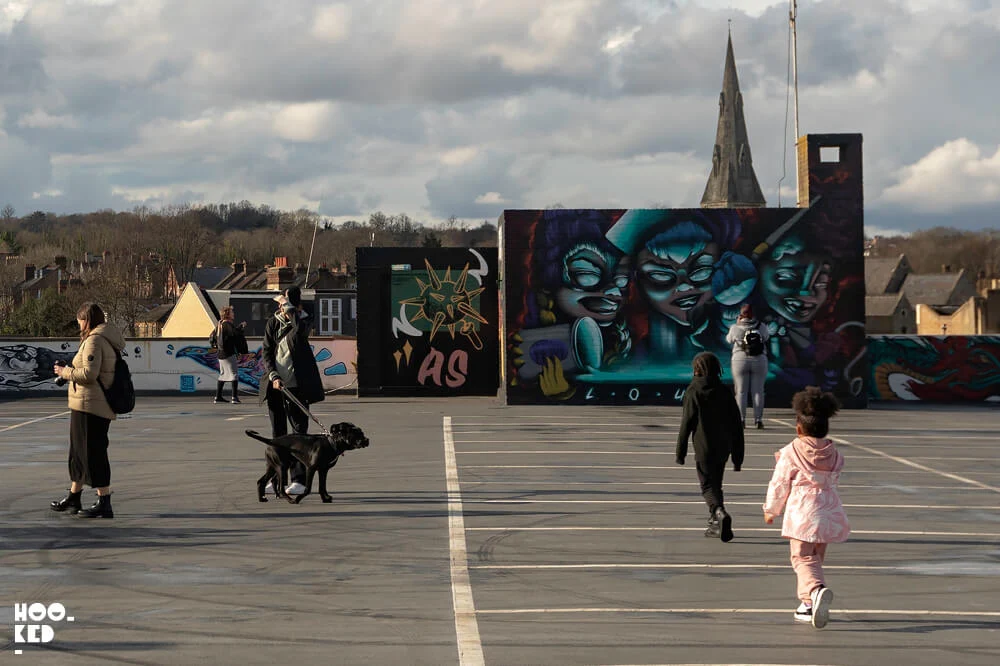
[49,302,125,519]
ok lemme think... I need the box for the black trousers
[266,385,308,484]
[68,410,111,487]
[695,459,726,515]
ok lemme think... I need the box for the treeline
[867,227,1000,279]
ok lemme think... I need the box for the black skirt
[68,410,111,487]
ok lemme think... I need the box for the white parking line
[466,499,999,510]
[460,481,969,491]
[464,526,1000,537]
[461,465,1000,475]
[475,607,1000,618]
[0,411,70,433]
[771,418,1000,494]
[469,564,910,571]
[455,450,885,459]
[443,416,484,666]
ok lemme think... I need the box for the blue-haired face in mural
[512,210,632,398]
[606,209,754,361]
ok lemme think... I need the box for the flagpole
[790,0,801,204]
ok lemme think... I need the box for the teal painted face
[553,244,630,323]
[637,221,718,326]
[760,236,831,323]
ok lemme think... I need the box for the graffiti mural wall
[356,247,500,397]
[501,134,866,407]
[0,337,357,395]
[868,335,1000,402]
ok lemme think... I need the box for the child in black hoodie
[676,352,745,542]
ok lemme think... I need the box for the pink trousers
[789,539,828,603]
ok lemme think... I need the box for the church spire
[701,33,766,209]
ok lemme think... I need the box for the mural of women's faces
[636,221,719,326]
[759,233,831,324]
[553,244,630,324]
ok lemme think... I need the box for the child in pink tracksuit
[763,387,849,629]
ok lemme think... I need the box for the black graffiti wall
[501,134,867,407]
[356,247,500,397]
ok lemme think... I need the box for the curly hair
[792,386,841,437]
[692,351,722,380]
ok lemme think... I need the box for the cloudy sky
[1,0,998,234]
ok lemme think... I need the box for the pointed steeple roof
[701,33,766,209]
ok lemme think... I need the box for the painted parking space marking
[771,418,1000,493]
[475,607,1000,618]
[0,411,70,433]
[464,526,1000,537]
[443,416,485,666]
[465,499,1000,510]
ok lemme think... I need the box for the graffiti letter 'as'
[417,349,446,386]
[446,350,468,388]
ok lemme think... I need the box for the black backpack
[742,328,765,356]
[97,345,136,415]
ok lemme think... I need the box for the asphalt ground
[1,395,998,665]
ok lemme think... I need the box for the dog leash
[278,385,327,432]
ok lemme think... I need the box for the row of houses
[865,255,1000,334]
[5,252,358,339]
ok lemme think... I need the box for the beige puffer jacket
[58,323,126,421]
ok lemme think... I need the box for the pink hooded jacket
[762,436,850,543]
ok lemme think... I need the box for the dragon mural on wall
[869,336,1000,402]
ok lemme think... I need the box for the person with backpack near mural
[210,306,248,404]
[50,302,126,519]
[727,304,770,428]
[259,286,325,497]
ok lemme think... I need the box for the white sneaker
[793,602,813,623]
[811,587,833,629]
[263,481,275,495]
[285,482,307,496]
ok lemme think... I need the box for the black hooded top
[676,375,745,469]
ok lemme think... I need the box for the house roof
[865,255,905,295]
[189,267,232,289]
[901,271,967,306]
[136,304,174,323]
[865,293,906,317]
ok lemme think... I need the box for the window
[819,146,841,163]
[251,303,263,320]
[318,298,342,335]
[351,297,357,320]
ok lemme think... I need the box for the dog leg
[257,473,270,503]
[319,466,332,503]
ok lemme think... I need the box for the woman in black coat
[258,287,325,494]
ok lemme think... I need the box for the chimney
[294,262,306,274]
[266,256,295,291]
[231,259,246,274]
[942,264,951,273]
[54,255,67,270]
[24,263,35,282]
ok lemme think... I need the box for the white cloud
[312,3,351,42]
[881,139,1000,211]
[273,102,342,142]
[474,191,506,204]
[0,0,998,230]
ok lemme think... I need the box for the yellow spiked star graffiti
[400,259,488,350]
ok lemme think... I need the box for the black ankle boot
[50,490,82,514]
[78,494,113,519]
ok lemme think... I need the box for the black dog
[246,423,370,504]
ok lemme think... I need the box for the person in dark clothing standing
[210,305,248,404]
[676,351,745,542]
[259,286,326,495]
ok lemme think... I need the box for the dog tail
[245,430,273,445]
